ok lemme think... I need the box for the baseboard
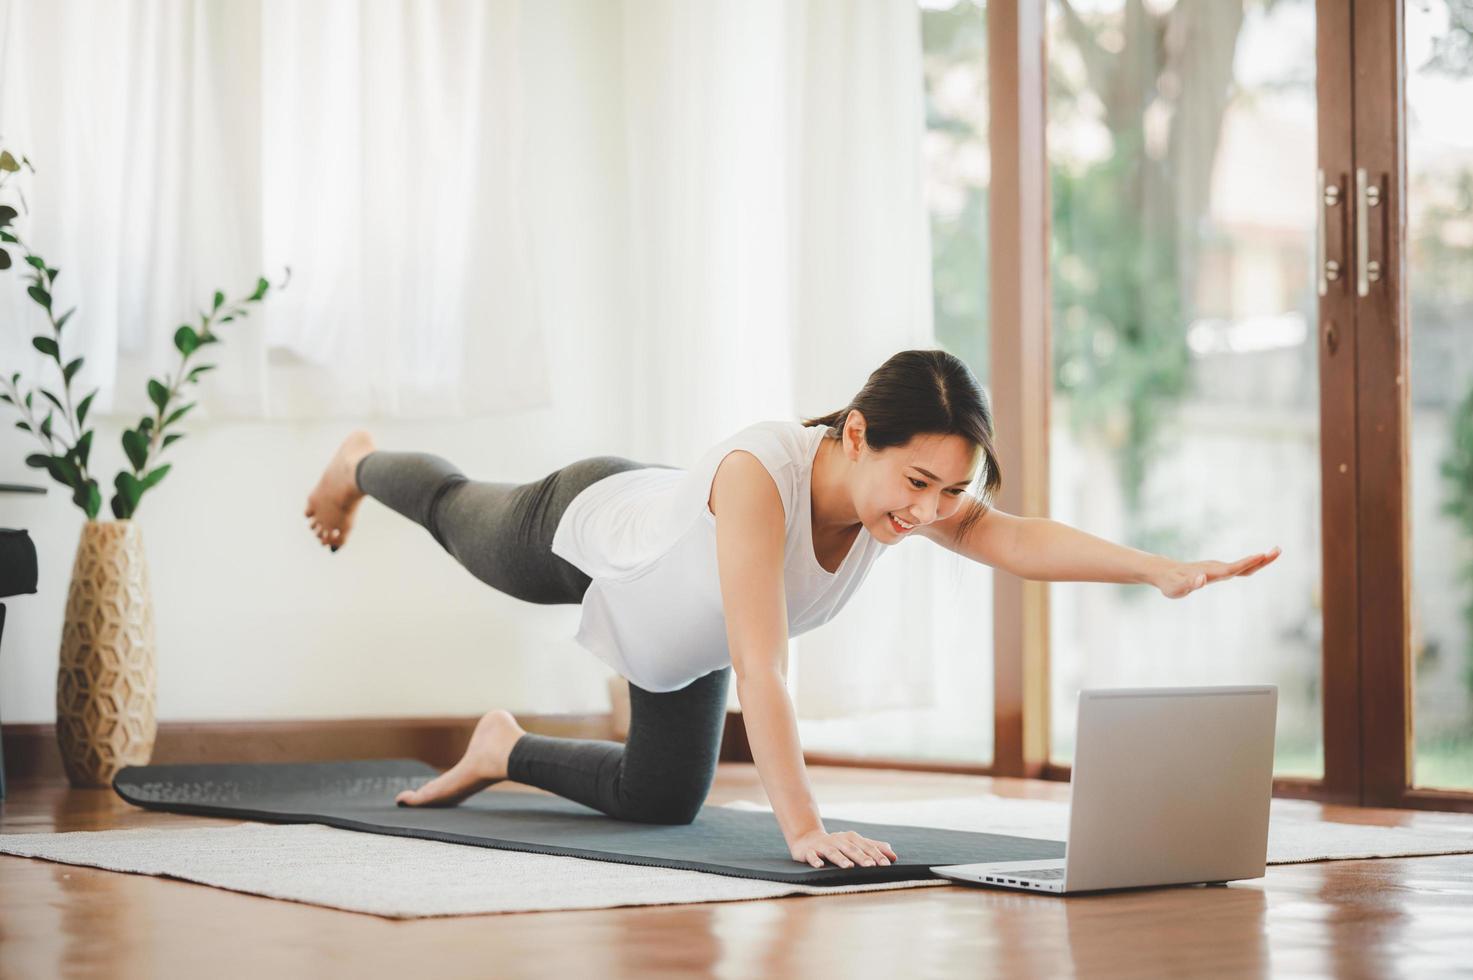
[1,710,753,785]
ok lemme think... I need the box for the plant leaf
[164,402,195,428]
[24,255,44,271]
[32,336,59,358]
[63,356,84,383]
[56,307,76,331]
[39,387,65,415]
[0,204,17,226]
[213,290,225,310]
[14,420,30,433]
[39,410,53,439]
[249,276,269,301]
[75,429,93,468]
[173,325,199,356]
[0,150,17,172]
[114,471,144,517]
[163,432,185,449]
[76,390,96,428]
[147,379,170,414]
[24,453,49,470]
[187,364,217,382]
[26,285,50,309]
[141,463,171,491]
[47,454,79,487]
[121,428,149,472]
[76,479,101,518]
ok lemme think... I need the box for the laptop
[930,685,1277,894]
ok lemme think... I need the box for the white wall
[0,2,644,724]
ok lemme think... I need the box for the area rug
[2,795,1469,919]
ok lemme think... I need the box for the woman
[303,349,1280,871]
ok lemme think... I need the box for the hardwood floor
[2,764,1471,979]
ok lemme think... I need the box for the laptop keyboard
[1008,868,1066,881]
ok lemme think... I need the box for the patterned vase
[56,519,158,787]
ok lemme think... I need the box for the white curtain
[0,0,549,420]
[0,0,983,718]
[615,0,981,718]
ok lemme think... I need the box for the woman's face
[837,412,980,541]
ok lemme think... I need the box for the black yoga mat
[113,759,1065,886]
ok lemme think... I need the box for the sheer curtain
[0,0,550,420]
[615,0,968,718]
[0,0,971,717]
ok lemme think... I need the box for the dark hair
[800,348,1002,546]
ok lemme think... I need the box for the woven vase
[56,519,158,787]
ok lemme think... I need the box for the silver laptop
[930,685,1277,894]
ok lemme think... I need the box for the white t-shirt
[550,419,889,692]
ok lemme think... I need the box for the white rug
[725,796,1473,865]
[2,796,1469,920]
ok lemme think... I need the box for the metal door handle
[1317,169,1341,296]
[1356,168,1382,297]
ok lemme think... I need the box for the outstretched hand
[1153,546,1281,599]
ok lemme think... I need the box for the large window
[791,0,1473,812]
[1408,0,1473,791]
[1045,0,1324,776]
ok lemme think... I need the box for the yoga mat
[112,759,1065,885]
[7,794,1472,918]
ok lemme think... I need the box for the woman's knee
[614,776,713,825]
[620,793,708,826]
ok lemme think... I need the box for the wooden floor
[3,765,1472,980]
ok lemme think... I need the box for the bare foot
[395,710,526,808]
[305,429,376,551]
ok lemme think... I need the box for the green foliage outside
[1427,167,1473,699]
[919,1,989,382]
[921,0,1199,559]
[1049,143,1192,549]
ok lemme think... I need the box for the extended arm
[971,511,1166,584]
[917,497,1279,598]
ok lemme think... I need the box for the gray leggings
[355,450,732,825]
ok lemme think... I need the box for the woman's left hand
[1152,546,1282,599]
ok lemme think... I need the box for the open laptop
[930,685,1277,894]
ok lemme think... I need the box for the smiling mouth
[888,513,915,533]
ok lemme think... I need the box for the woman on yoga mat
[303,348,1280,871]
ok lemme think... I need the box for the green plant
[0,146,289,520]
[1442,383,1473,694]
[1418,164,1473,702]
[1050,143,1192,528]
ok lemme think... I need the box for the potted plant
[0,145,288,787]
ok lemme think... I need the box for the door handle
[1356,168,1383,297]
[1317,169,1342,296]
